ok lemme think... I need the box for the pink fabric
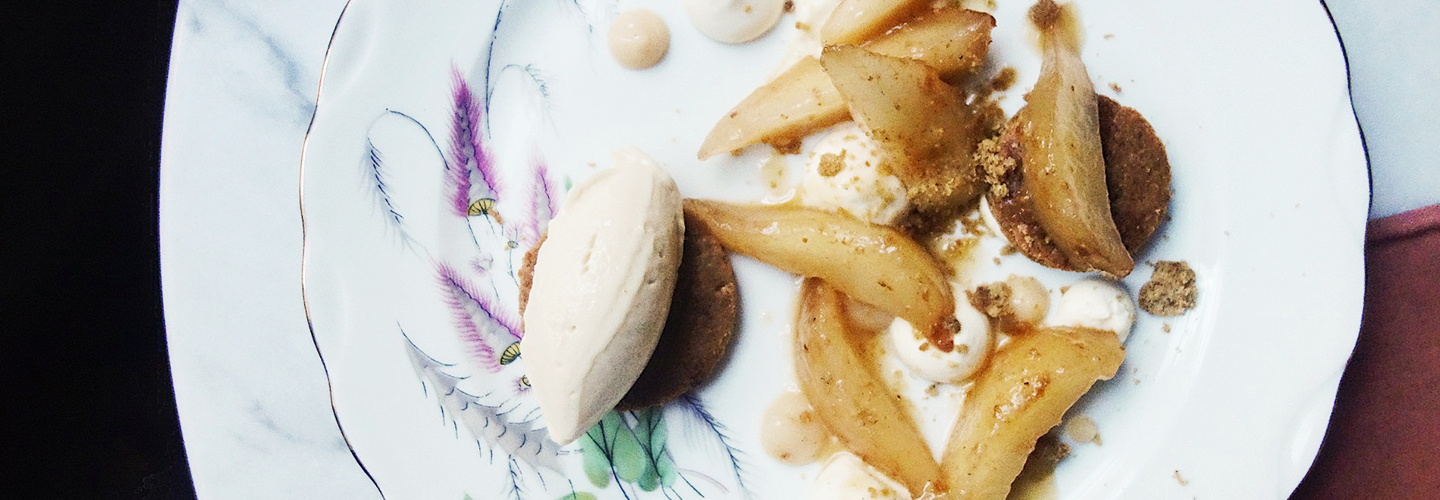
[1291,203,1440,499]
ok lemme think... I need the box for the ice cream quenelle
[520,147,685,445]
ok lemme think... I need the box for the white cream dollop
[809,452,911,500]
[887,283,992,384]
[520,147,684,445]
[800,124,909,225]
[1048,279,1136,342]
[683,0,787,44]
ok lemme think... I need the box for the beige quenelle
[520,147,684,445]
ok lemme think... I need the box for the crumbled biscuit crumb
[817,151,845,177]
[1110,82,1123,93]
[1000,244,1017,255]
[1031,433,1070,468]
[1139,261,1197,316]
[968,282,1014,320]
[975,137,1015,198]
[989,67,1017,93]
[1173,470,1189,486]
[1162,323,1171,333]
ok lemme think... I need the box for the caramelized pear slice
[684,200,958,348]
[698,57,847,159]
[940,326,1124,499]
[1013,0,1133,276]
[822,0,929,45]
[698,7,995,159]
[796,280,941,494]
[821,45,988,213]
[866,6,996,84]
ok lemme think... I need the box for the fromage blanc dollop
[683,0,787,44]
[800,123,909,225]
[808,452,911,500]
[1049,279,1136,341]
[521,147,685,444]
[608,9,670,69]
[887,283,992,383]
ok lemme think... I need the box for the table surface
[157,0,1439,497]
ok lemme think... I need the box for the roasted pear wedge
[822,0,930,45]
[1011,0,1133,276]
[698,6,995,159]
[940,326,1124,499]
[796,279,941,494]
[684,199,958,349]
[821,45,988,213]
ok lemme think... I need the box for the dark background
[6,1,195,498]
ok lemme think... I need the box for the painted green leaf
[581,423,612,488]
[462,494,474,500]
[657,452,678,488]
[631,408,675,489]
[554,494,598,500]
[610,416,650,483]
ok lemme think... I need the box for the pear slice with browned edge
[1013,0,1133,276]
[821,45,988,213]
[796,279,941,495]
[697,7,995,159]
[822,0,930,45]
[684,199,959,348]
[940,326,1124,499]
[697,57,846,159]
[865,6,996,84]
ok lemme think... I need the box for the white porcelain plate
[299,0,1368,499]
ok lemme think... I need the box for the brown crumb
[1104,33,1115,40]
[1139,261,1197,316]
[924,384,940,397]
[974,136,1015,199]
[1162,323,1171,333]
[795,21,810,31]
[1110,82,1123,93]
[1028,0,1062,30]
[770,140,802,156]
[1031,433,1071,470]
[1000,244,1018,255]
[959,212,988,237]
[783,1,794,13]
[989,67,1017,93]
[817,151,845,177]
[1173,470,1189,486]
[993,257,1001,265]
[967,283,1014,321]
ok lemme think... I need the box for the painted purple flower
[447,66,501,218]
[436,263,521,373]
